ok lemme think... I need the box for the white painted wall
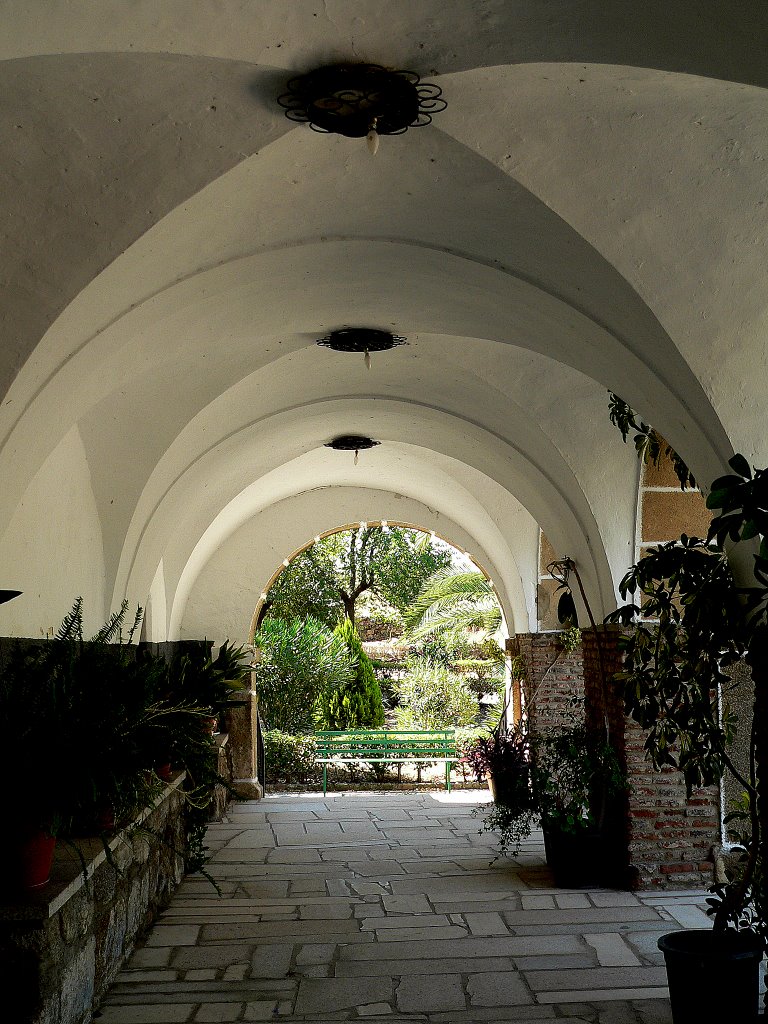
[0,427,106,637]
[2,4,766,645]
[178,488,528,645]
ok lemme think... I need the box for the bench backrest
[315,728,455,760]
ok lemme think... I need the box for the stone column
[225,682,263,800]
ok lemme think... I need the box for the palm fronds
[403,569,501,642]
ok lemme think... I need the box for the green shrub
[394,658,479,729]
[263,730,321,784]
[323,618,385,728]
[252,616,354,732]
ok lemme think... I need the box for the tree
[264,526,451,628]
[252,616,354,732]
[403,568,502,646]
[393,658,478,729]
[322,617,385,729]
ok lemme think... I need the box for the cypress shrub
[325,618,385,728]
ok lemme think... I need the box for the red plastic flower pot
[5,829,57,890]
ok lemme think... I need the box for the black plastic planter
[542,825,606,887]
[658,929,764,1023]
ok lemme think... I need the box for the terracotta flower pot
[94,806,116,833]
[4,828,57,890]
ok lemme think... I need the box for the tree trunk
[341,593,356,626]
[748,623,768,981]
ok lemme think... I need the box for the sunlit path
[96,792,710,1022]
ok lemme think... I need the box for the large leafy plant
[608,455,768,938]
[252,615,354,732]
[531,724,627,837]
[393,657,477,729]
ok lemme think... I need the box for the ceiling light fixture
[317,327,407,369]
[278,63,446,155]
[325,434,381,465]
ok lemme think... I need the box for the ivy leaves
[607,540,741,791]
[608,392,696,490]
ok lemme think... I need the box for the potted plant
[606,455,768,1022]
[166,640,251,735]
[470,712,627,882]
[530,722,627,887]
[464,725,536,861]
[463,721,532,806]
[0,600,165,888]
[0,600,242,892]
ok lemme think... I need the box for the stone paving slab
[334,956,515,977]
[339,935,585,960]
[525,965,668,991]
[98,791,704,1022]
[294,977,394,1014]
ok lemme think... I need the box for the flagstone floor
[95,791,715,1023]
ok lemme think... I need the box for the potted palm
[607,455,768,1022]
[166,640,250,736]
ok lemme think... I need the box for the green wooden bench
[315,728,456,795]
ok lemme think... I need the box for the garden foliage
[262,730,320,785]
[264,526,450,628]
[393,657,478,729]
[252,615,354,732]
[323,617,385,728]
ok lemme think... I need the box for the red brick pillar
[516,633,585,730]
[583,627,719,889]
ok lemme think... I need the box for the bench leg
[446,761,452,793]
[323,764,327,796]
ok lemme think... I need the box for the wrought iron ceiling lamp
[325,434,380,466]
[278,63,446,155]
[317,327,407,369]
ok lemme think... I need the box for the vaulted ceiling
[1,1,766,640]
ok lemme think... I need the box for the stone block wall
[637,447,711,560]
[0,779,187,1024]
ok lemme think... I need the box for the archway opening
[249,521,513,791]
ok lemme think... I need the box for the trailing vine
[608,392,696,490]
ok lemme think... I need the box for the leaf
[728,453,752,479]
[741,519,759,541]
[557,591,578,627]
[709,474,743,492]
[706,489,731,510]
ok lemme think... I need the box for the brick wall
[517,629,721,890]
[516,633,585,731]
[581,628,719,890]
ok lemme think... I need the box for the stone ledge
[0,773,187,923]
[0,775,191,1024]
